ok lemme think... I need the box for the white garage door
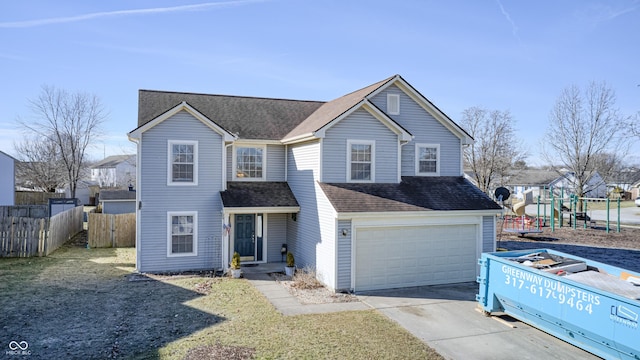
[355,225,478,291]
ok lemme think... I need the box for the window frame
[167,211,198,257]
[415,143,440,176]
[233,145,267,181]
[387,93,400,115]
[167,140,198,186]
[347,139,375,183]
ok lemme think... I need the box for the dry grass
[0,235,442,360]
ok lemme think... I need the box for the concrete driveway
[358,282,600,360]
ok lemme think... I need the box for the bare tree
[461,107,526,195]
[14,135,66,192]
[17,85,106,198]
[542,81,627,207]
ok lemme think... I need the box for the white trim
[222,206,300,214]
[128,101,235,141]
[167,211,198,257]
[347,139,375,183]
[387,93,400,115]
[414,143,440,176]
[167,140,199,186]
[281,99,412,144]
[133,137,142,270]
[365,75,473,145]
[336,209,502,220]
[232,144,267,181]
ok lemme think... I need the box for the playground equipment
[501,189,543,236]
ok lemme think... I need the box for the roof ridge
[139,89,325,104]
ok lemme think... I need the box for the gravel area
[270,272,358,304]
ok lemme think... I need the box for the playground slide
[511,189,534,216]
[512,200,526,216]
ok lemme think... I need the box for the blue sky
[1,0,639,165]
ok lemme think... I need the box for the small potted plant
[230,252,241,278]
[285,251,295,277]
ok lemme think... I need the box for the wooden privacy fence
[0,206,83,257]
[88,213,135,248]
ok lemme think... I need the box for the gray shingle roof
[100,189,136,200]
[505,170,562,186]
[138,91,324,140]
[91,155,135,169]
[220,182,299,208]
[319,176,501,213]
[282,76,394,140]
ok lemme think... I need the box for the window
[168,140,198,185]
[415,143,439,176]
[167,211,197,256]
[387,94,400,115]
[235,146,265,180]
[348,140,375,182]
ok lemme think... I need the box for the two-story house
[90,154,136,188]
[128,75,501,292]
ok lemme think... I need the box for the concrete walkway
[245,267,599,359]
[244,272,370,316]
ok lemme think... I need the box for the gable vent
[387,94,400,115]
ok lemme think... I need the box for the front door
[234,214,255,262]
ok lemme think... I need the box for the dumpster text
[502,265,600,314]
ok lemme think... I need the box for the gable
[368,76,473,144]
[137,90,323,140]
[129,101,236,142]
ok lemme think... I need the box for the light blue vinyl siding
[286,140,320,268]
[287,139,338,288]
[267,213,287,263]
[482,215,495,252]
[322,109,399,183]
[336,219,352,290]
[266,144,286,181]
[370,85,462,176]
[139,110,223,272]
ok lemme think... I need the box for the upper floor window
[167,211,197,257]
[387,94,400,115]
[415,143,439,176]
[235,146,265,180]
[168,140,198,185]
[348,140,375,182]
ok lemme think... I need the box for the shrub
[286,251,295,267]
[291,266,322,290]
[231,252,241,270]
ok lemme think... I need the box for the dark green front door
[234,214,255,261]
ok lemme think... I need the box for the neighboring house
[0,150,16,205]
[90,155,136,188]
[128,75,502,292]
[607,168,640,199]
[505,169,607,200]
[64,179,97,205]
[99,189,136,214]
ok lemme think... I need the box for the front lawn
[0,240,441,359]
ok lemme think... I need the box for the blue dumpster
[477,249,640,360]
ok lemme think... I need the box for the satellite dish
[494,187,510,202]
